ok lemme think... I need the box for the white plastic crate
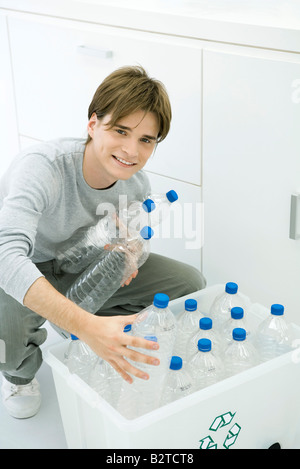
[43,284,300,449]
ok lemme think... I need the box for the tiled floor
[0,323,68,449]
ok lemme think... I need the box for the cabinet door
[0,14,19,176]
[8,15,202,185]
[203,50,300,324]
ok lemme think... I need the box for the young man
[0,66,205,419]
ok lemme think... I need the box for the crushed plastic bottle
[65,226,154,313]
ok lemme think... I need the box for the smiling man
[0,66,206,419]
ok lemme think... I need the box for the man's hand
[80,313,160,383]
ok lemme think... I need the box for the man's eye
[116,129,126,135]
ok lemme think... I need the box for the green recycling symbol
[199,411,241,449]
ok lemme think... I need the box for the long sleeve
[0,153,60,304]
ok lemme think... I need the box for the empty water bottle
[131,293,177,372]
[160,356,194,406]
[255,304,291,362]
[65,226,154,313]
[89,358,122,407]
[186,317,222,361]
[224,328,258,377]
[117,335,162,419]
[173,299,204,362]
[56,216,118,274]
[64,334,96,382]
[187,338,223,390]
[222,307,250,348]
[208,282,248,330]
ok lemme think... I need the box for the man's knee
[179,263,206,296]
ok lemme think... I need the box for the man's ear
[87,112,98,138]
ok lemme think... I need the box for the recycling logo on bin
[199,411,241,449]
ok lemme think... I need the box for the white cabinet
[0,13,19,176]
[203,50,300,323]
[8,15,202,185]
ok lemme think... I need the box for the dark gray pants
[0,254,206,385]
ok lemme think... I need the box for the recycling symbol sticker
[199,411,241,449]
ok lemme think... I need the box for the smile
[112,155,136,166]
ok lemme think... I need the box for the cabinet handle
[77,45,113,59]
[289,193,300,240]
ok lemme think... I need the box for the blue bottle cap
[144,335,158,342]
[232,328,246,341]
[123,324,132,333]
[185,298,197,311]
[231,307,244,319]
[142,198,156,213]
[200,317,212,330]
[170,356,182,370]
[153,293,169,308]
[140,225,154,240]
[225,282,238,294]
[70,334,79,340]
[166,190,178,203]
[198,338,212,352]
[271,304,284,316]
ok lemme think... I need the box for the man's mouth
[112,155,136,166]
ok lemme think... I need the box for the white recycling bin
[43,284,300,449]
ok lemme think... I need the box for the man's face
[85,110,159,189]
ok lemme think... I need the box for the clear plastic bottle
[117,335,162,419]
[64,334,96,383]
[144,190,178,227]
[224,328,259,377]
[131,293,177,372]
[55,216,118,274]
[187,338,223,390]
[160,356,194,406]
[222,307,250,348]
[255,304,292,362]
[173,299,204,362]
[89,358,121,408]
[186,317,222,361]
[208,282,247,330]
[65,226,154,313]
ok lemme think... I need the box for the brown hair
[86,66,171,144]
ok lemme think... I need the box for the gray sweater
[0,138,151,304]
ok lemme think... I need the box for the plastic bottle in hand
[131,293,177,373]
[255,304,291,362]
[64,334,96,382]
[222,307,250,349]
[144,190,178,228]
[65,226,154,313]
[117,335,161,419]
[208,282,247,330]
[160,356,194,406]
[173,299,204,362]
[187,338,223,390]
[224,328,258,377]
[56,216,117,274]
[186,317,222,361]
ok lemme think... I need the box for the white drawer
[8,15,202,185]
